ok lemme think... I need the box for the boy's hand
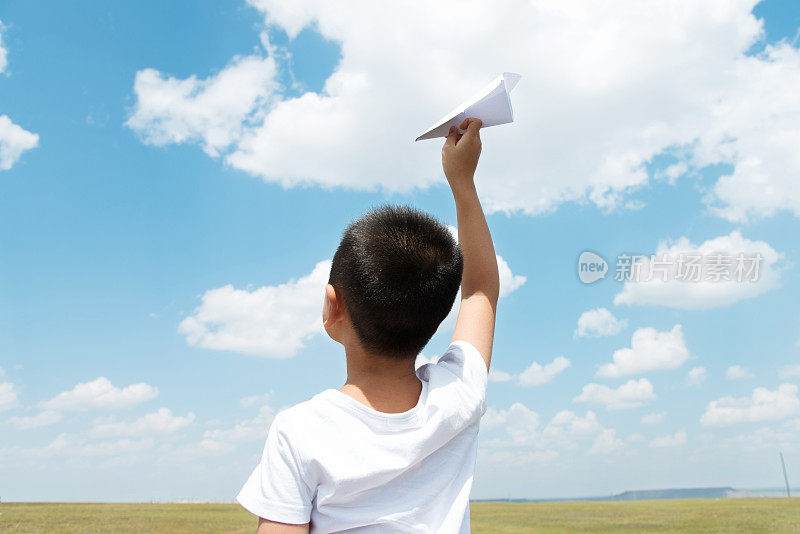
[442,118,482,187]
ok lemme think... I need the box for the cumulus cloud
[126,56,277,157]
[482,403,541,444]
[483,404,622,455]
[488,369,514,383]
[589,429,625,455]
[573,378,656,410]
[6,410,62,429]
[0,115,38,170]
[575,308,627,338]
[687,366,707,387]
[0,23,39,171]
[40,377,159,411]
[726,365,754,380]
[597,325,690,378]
[518,357,571,387]
[201,404,275,453]
[179,260,330,358]
[651,430,687,448]
[88,408,195,438]
[0,19,6,74]
[497,255,527,298]
[5,433,155,460]
[489,356,570,387]
[239,393,271,408]
[614,232,783,309]
[701,383,800,426]
[641,412,665,425]
[447,225,527,299]
[778,364,800,379]
[728,423,800,453]
[128,1,800,221]
[0,382,19,412]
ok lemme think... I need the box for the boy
[237,118,498,533]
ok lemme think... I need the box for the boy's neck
[339,344,422,414]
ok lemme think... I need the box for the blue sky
[1,0,800,501]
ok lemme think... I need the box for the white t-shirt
[237,340,488,533]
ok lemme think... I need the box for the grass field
[1,499,798,533]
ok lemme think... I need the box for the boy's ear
[322,284,340,328]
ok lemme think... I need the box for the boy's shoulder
[268,390,346,441]
[273,390,335,426]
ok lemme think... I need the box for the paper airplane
[415,72,521,141]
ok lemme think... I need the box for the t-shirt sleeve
[236,413,313,524]
[431,339,489,416]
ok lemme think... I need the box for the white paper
[415,72,521,141]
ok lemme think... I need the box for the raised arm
[442,118,499,371]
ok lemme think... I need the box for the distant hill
[604,487,736,501]
[477,486,742,503]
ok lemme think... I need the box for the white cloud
[482,403,541,444]
[483,404,622,455]
[614,232,783,309]
[0,382,20,412]
[589,428,625,455]
[0,20,6,74]
[728,424,800,453]
[597,325,690,378]
[488,356,570,387]
[201,404,275,452]
[447,225,527,299]
[575,308,627,338]
[726,365,754,380]
[126,56,278,157]
[178,260,330,358]
[542,410,605,445]
[6,410,62,429]
[8,433,155,460]
[701,383,800,426]
[651,430,687,448]
[0,114,39,171]
[518,356,571,387]
[88,408,195,438]
[0,23,39,171]
[128,1,800,221]
[778,364,800,379]
[641,412,665,425]
[497,255,527,298]
[239,393,271,408]
[573,378,656,410]
[687,366,707,387]
[488,369,514,383]
[40,377,159,411]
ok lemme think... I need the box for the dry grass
[0,498,798,533]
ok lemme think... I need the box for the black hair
[328,205,463,359]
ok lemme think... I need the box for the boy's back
[238,119,499,533]
[238,341,487,531]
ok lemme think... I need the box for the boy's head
[325,205,463,359]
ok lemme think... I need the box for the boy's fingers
[459,118,482,143]
[444,125,458,147]
[459,117,482,131]
[465,118,482,134]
